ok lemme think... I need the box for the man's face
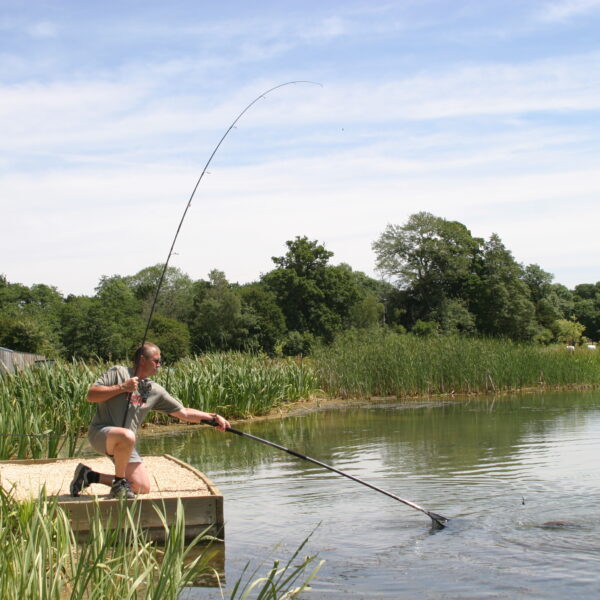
[141,349,161,376]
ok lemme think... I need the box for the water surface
[139,391,600,599]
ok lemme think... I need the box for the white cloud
[540,0,600,21]
[26,21,58,38]
[4,1,600,295]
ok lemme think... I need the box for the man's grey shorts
[88,426,142,463]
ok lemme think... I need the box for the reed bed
[153,353,317,421]
[311,329,600,398]
[0,489,321,599]
[2,337,599,460]
[0,360,101,460]
[0,354,317,459]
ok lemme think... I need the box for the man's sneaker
[70,463,92,497]
[109,478,135,499]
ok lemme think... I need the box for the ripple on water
[143,392,600,599]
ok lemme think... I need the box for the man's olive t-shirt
[88,366,183,436]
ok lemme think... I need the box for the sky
[2,0,600,296]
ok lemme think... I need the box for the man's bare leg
[70,428,149,497]
[126,462,151,494]
[105,427,136,479]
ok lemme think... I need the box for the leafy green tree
[0,314,53,354]
[89,275,144,359]
[239,283,286,354]
[147,314,191,362]
[552,318,585,345]
[522,265,574,340]
[522,264,554,304]
[372,212,482,326]
[126,264,194,323]
[280,330,314,356]
[349,295,384,329]
[190,270,246,352]
[433,298,477,334]
[59,295,97,359]
[263,237,360,342]
[411,319,439,336]
[572,282,600,341]
[0,277,63,355]
[472,234,537,340]
[573,283,600,300]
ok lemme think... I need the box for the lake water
[138,391,600,599]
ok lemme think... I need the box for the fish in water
[540,520,578,529]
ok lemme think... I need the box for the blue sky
[2,0,600,296]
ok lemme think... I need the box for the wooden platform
[0,454,224,541]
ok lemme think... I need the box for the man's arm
[87,377,139,403]
[170,408,230,431]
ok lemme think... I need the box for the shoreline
[140,383,598,437]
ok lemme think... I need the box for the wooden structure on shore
[0,346,47,374]
[0,455,224,541]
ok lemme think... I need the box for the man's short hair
[133,342,160,364]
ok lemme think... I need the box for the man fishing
[70,342,230,499]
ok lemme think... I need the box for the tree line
[2,212,599,362]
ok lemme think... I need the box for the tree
[239,283,286,354]
[125,264,194,323]
[372,212,482,327]
[263,237,360,342]
[349,295,384,329]
[190,270,246,352]
[147,314,191,362]
[0,277,63,355]
[0,314,53,354]
[522,264,554,304]
[472,234,537,340]
[433,298,477,334]
[89,275,144,359]
[552,318,585,345]
[59,295,96,359]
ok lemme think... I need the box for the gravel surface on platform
[0,456,212,501]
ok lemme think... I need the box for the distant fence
[0,347,46,374]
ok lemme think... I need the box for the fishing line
[123,81,322,426]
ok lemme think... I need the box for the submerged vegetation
[0,489,321,599]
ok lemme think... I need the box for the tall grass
[0,489,322,599]
[2,337,600,460]
[154,353,317,420]
[311,329,600,398]
[0,360,101,459]
[0,354,317,458]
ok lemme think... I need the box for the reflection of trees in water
[139,392,600,478]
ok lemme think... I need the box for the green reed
[311,329,600,398]
[154,353,317,420]
[0,360,101,460]
[0,354,317,458]
[3,336,599,460]
[0,489,320,599]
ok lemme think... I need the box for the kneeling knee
[131,481,150,494]
[116,428,136,446]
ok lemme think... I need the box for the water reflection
[138,391,600,599]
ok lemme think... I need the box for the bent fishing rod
[122,81,322,427]
[203,419,449,529]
